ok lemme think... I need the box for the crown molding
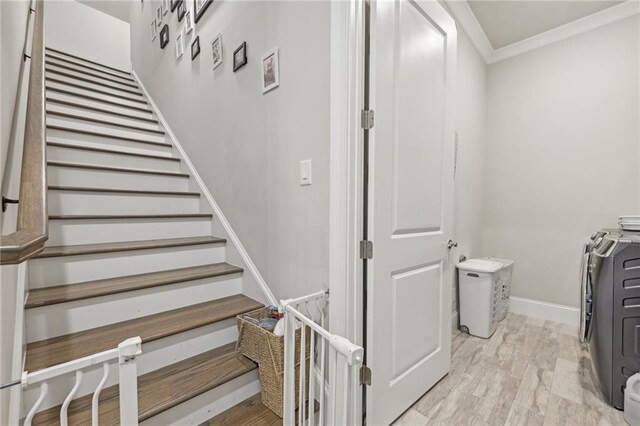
[444,0,640,65]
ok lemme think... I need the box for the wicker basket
[236,307,311,418]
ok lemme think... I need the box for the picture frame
[193,0,213,23]
[191,36,201,60]
[176,31,184,59]
[211,33,222,70]
[261,48,279,93]
[151,19,158,41]
[162,0,169,14]
[171,0,180,12]
[159,24,169,49]
[177,0,186,21]
[233,42,247,72]
[184,10,194,34]
[156,6,163,25]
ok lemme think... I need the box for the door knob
[447,240,458,249]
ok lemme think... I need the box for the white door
[366,0,457,424]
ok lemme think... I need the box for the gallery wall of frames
[149,0,279,93]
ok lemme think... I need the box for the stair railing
[21,337,142,426]
[281,291,363,426]
[0,0,48,264]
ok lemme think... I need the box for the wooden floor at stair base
[32,343,257,425]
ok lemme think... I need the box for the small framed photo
[156,6,163,25]
[184,10,194,34]
[170,0,180,12]
[211,33,222,70]
[151,19,158,41]
[162,0,169,14]
[191,36,201,60]
[261,48,279,93]
[194,0,213,23]
[176,31,184,59]
[233,42,247,72]
[159,24,169,49]
[177,0,186,21]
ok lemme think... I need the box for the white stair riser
[46,72,144,101]
[46,64,140,93]
[49,191,199,215]
[142,373,260,426]
[47,117,166,144]
[47,217,212,246]
[45,54,133,82]
[46,81,147,110]
[28,244,226,287]
[47,144,180,171]
[47,134,173,157]
[48,166,189,191]
[26,276,242,341]
[23,320,239,414]
[47,91,154,120]
[47,102,161,132]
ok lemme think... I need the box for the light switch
[300,160,312,186]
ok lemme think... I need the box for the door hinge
[360,240,373,260]
[361,109,374,130]
[360,365,372,386]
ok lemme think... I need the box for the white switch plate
[300,159,312,186]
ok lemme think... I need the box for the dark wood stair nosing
[47,110,165,135]
[45,47,133,77]
[45,67,144,97]
[35,236,226,259]
[25,262,243,309]
[46,98,158,124]
[46,77,147,104]
[46,141,178,161]
[46,87,153,114]
[48,186,198,197]
[46,126,170,147]
[47,160,188,177]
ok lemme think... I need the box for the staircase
[21,47,281,425]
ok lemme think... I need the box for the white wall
[483,15,640,308]
[450,28,489,316]
[46,0,131,71]
[130,1,331,300]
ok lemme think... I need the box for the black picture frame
[233,42,247,72]
[177,1,186,21]
[170,0,180,11]
[159,24,169,49]
[193,0,213,24]
[191,36,201,60]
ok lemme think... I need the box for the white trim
[443,0,492,63]
[8,263,28,424]
[490,0,640,63]
[444,0,640,65]
[131,70,277,307]
[508,296,580,326]
[451,309,459,333]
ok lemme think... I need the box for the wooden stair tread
[32,342,258,425]
[26,262,243,308]
[45,67,143,95]
[201,394,281,426]
[46,125,169,146]
[46,77,146,103]
[35,236,225,259]
[26,294,263,372]
[48,186,198,196]
[47,161,188,177]
[46,110,165,134]
[45,61,139,88]
[46,97,158,123]
[46,87,152,113]
[46,141,177,161]
[49,213,212,220]
[45,47,133,77]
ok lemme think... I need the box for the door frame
[328,0,367,423]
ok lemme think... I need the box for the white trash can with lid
[456,258,503,338]
[483,257,514,322]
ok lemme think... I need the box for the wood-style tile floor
[394,313,626,426]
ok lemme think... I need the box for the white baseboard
[451,310,460,333]
[508,296,579,326]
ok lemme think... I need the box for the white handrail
[281,291,363,426]
[22,336,142,426]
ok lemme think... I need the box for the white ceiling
[76,0,132,23]
[467,0,625,49]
